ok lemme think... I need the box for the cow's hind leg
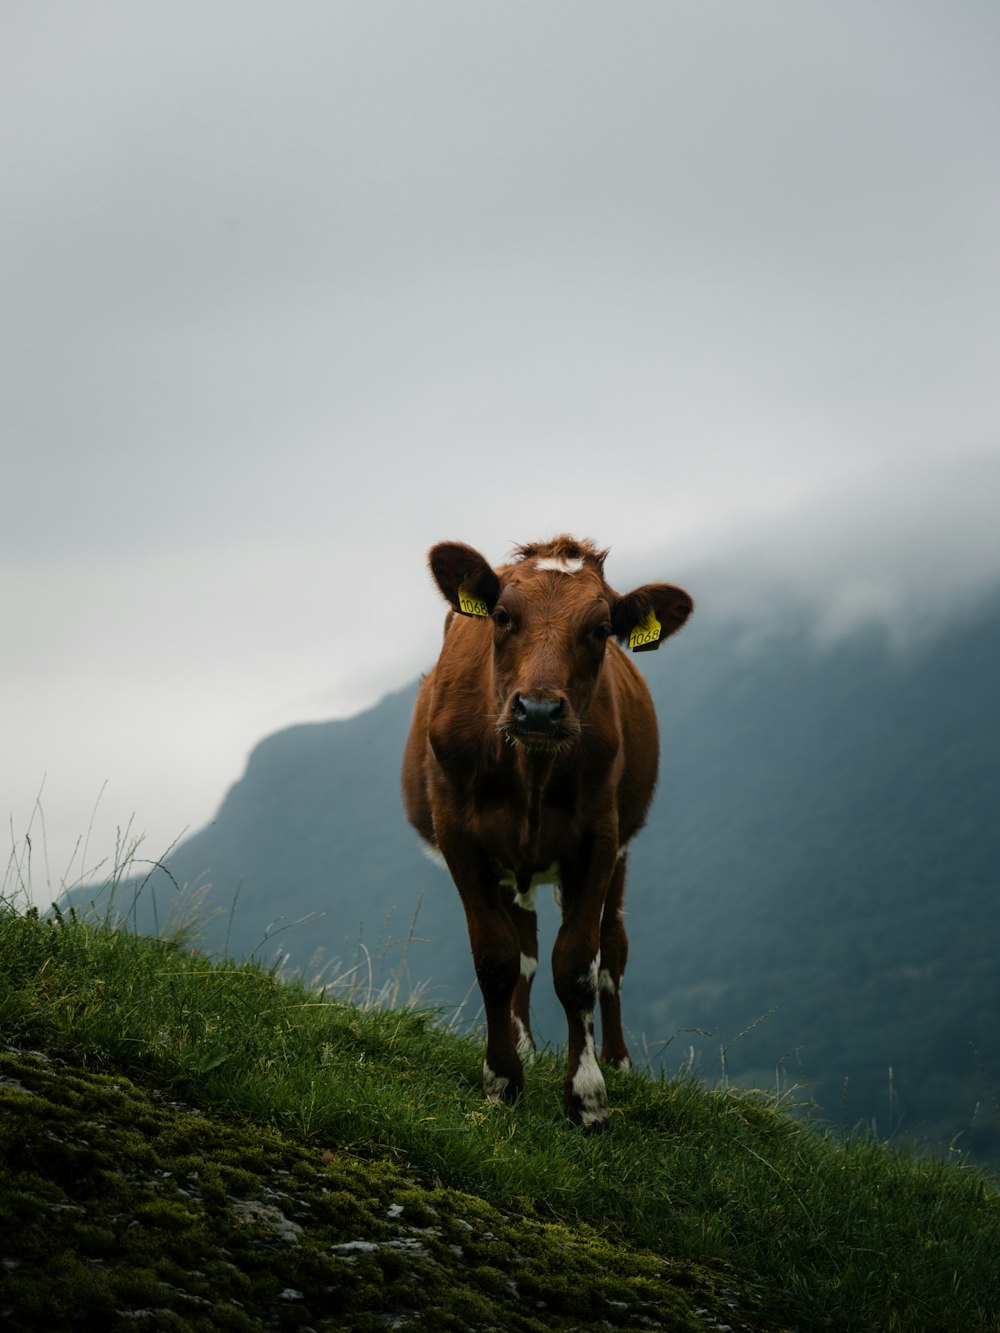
[509,881,539,1060]
[598,856,632,1070]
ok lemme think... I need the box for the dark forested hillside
[628,597,1000,1163]
[76,590,1000,1165]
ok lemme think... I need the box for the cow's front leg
[438,832,524,1104]
[552,847,617,1131]
[469,901,524,1103]
[552,919,606,1130]
[551,824,625,1130]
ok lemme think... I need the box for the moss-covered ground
[2,902,999,1330]
[1,1044,751,1331]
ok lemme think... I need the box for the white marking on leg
[579,955,600,996]
[598,967,616,996]
[571,1014,608,1127]
[512,1015,536,1062]
[520,952,538,980]
[535,556,584,574]
[420,840,448,870]
[552,883,563,918]
[482,1061,510,1101]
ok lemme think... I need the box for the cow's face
[489,555,614,749]
[428,538,693,752]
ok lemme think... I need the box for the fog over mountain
[4,3,999,902]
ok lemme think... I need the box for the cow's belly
[420,840,559,910]
[496,862,559,911]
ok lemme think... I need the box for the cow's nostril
[513,695,564,734]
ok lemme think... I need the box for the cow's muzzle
[504,693,577,746]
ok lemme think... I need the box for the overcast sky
[4,2,999,904]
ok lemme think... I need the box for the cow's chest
[468,771,584,883]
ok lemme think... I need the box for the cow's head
[428,536,693,751]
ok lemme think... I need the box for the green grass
[2,897,999,1331]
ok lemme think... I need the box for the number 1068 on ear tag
[629,608,661,652]
[458,587,490,617]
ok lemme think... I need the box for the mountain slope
[628,600,1000,1160]
[5,906,1000,1333]
[78,591,1000,1163]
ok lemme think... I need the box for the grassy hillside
[2,900,999,1331]
[73,590,1000,1166]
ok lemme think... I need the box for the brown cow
[402,535,692,1130]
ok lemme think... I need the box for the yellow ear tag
[629,607,661,652]
[457,584,490,617]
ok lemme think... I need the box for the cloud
[3,2,999,901]
[680,446,1000,644]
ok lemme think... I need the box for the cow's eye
[590,623,612,643]
[494,608,512,629]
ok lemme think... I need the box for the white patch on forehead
[535,556,584,574]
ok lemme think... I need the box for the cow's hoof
[565,1053,608,1131]
[581,1115,610,1136]
[601,1049,633,1072]
[482,1061,522,1105]
[565,1090,610,1133]
[567,1102,609,1133]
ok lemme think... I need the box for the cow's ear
[611,583,693,653]
[428,543,501,618]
